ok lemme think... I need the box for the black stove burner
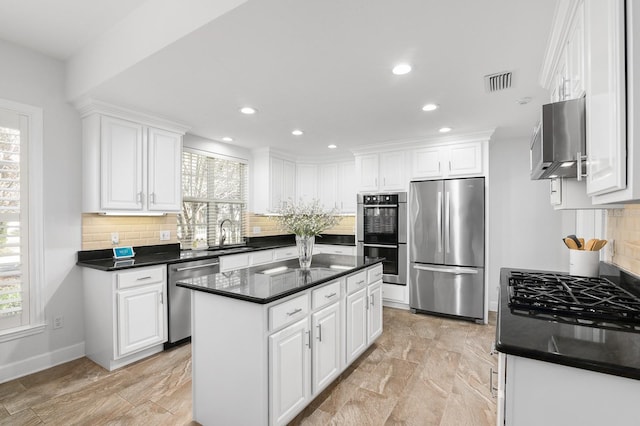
[508,271,640,333]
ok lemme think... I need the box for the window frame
[0,99,45,342]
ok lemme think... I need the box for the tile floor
[0,308,497,425]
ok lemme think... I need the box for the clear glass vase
[295,235,315,269]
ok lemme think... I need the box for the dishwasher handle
[173,261,220,272]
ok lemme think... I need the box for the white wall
[487,137,574,311]
[0,40,83,381]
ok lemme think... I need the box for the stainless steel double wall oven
[357,192,407,286]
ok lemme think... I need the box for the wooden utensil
[566,235,582,249]
[584,239,598,251]
[564,238,579,250]
[578,238,585,248]
[593,239,608,251]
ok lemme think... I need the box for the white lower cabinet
[367,281,382,342]
[312,302,341,393]
[346,288,368,364]
[269,318,311,426]
[117,282,166,356]
[83,265,168,371]
[346,265,383,365]
[498,353,640,425]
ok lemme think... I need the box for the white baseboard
[489,301,498,312]
[382,300,410,310]
[0,342,85,384]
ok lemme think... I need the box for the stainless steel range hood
[530,97,586,180]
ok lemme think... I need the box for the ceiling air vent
[484,71,512,92]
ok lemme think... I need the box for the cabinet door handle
[316,324,322,342]
[137,192,143,203]
[160,293,163,304]
[287,308,302,316]
[374,177,378,187]
[370,294,374,307]
[324,292,337,299]
[150,192,156,204]
[305,330,311,348]
[489,367,498,398]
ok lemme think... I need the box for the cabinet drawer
[273,246,297,260]
[312,280,341,310]
[382,283,406,303]
[346,271,367,294]
[117,266,165,289]
[269,294,309,331]
[367,264,383,283]
[220,253,250,272]
[250,250,273,266]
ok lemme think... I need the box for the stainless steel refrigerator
[409,178,485,321]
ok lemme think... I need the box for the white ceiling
[0,0,558,159]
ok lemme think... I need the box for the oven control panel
[362,194,398,205]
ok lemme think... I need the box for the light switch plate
[160,230,170,241]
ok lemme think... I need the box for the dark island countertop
[496,265,640,381]
[176,254,383,304]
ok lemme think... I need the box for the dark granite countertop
[176,254,382,304]
[496,264,640,380]
[76,235,356,271]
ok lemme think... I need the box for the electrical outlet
[111,232,119,245]
[53,316,63,329]
[160,230,170,241]
[253,226,261,235]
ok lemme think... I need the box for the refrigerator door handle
[444,191,451,254]
[412,264,479,275]
[437,191,443,253]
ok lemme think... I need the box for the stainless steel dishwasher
[167,258,219,347]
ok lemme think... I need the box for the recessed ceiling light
[422,103,439,112]
[392,63,412,75]
[240,107,257,115]
[439,127,452,133]
[292,129,304,136]
[221,137,233,142]
[328,144,337,149]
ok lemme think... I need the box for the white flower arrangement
[272,199,340,237]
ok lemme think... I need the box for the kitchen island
[495,265,640,426]
[177,254,384,426]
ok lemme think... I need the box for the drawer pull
[287,308,302,316]
[357,280,365,285]
[136,276,152,281]
[324,292,337,299]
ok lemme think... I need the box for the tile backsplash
[247,213,356,237]
[606,204,640,275]
[81,213,178,250]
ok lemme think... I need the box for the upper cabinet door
[412,147,443,179]
[318,163,338,210]
[337,161,356,213]
[379,151,405,190]
[147,127,182,212]
[100,116,144,210]
[296,164,318,204]
[448,142,483,177]
[355,154,379,192]
[585,0,626,196]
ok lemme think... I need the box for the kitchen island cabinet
[177,255,383,426]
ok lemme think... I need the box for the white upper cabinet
[411,142,483,180]
[318,163,338,210]
[80,103,186,214]
[147,127,183,211]
[337,161,356,213]
[585,0,626,197]
[253,149,297,214]
[355,152,405,192]
[296,164,318,204]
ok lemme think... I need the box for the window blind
[0,109,28,331]
[178,150,248,248]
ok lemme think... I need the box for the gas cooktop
[507,270,640,333]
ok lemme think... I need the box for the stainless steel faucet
[219,218,232,246]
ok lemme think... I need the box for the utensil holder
[569,250,600,277]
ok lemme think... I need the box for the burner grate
[507,271,640,333]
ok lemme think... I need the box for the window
[177,150,248,248]
[0,100,44,341]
